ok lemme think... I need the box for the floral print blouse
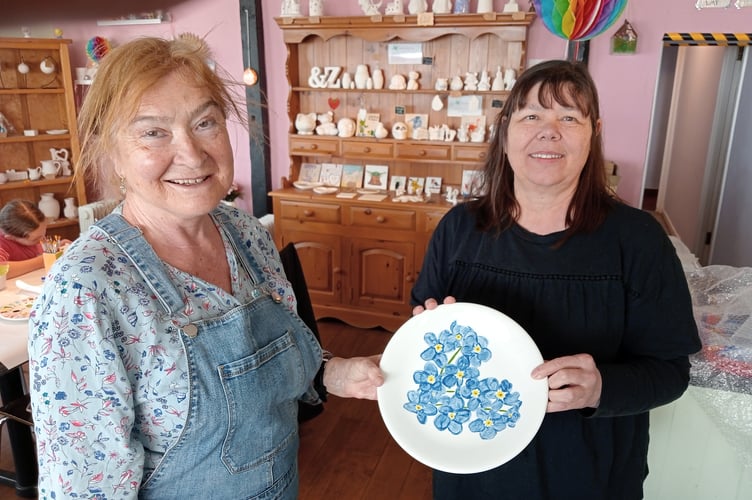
[28,207,297,499]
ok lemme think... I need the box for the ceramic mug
[41,160,62,179]
[28,166,42,181]
[0,172,7,184]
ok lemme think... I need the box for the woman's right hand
[412,296,456,316]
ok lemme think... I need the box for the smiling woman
[27,36,384,500]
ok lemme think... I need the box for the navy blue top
[412,201,701,499]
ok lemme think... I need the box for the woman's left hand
[531,353,602,413]
[323,355,384,400]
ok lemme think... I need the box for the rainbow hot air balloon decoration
[532,0,628,41]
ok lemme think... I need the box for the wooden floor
[0,319,432,499]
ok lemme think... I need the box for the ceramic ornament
[385,0,405,14]
[432,0,452,13]
[408,0,428,14]
[431,95,444,111]
[359,0,383,15]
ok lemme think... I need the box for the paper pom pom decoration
[532,0,628,41]
[86,36,111,64]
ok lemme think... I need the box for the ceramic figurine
[391,122,408,140]
[385,0,404,14]
[503,0,520,13]
[478,70,491,91]
[354,64,370,89]
[359,0,383,15]
[432,0,452,14]
[408,0,428,14]
[491,66,505,91]
[280,0,302,17]
[463,71,478,91]
[389,74,407,90]
[504,68,517,90]
[453,0,469,13]
[406,71,421,90]
[449,74,464,91]
[337,118,356,137]
[308,0,324,16]
[295,112,317,135]
[476,0,493,13]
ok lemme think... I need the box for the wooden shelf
[0,37,87,239]
[271,14,533,330]
[96,18,165,26]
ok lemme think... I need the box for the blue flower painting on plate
[402,320,522,440]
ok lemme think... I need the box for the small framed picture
[357,112,381,137]
[299,162,321,183]
[404,113,428,138]
[425,176,443,195]
[319,163,343,187]
[461,169,485,197]
[407,177,425,195]
[364,164,389,191]
[389,175,407,192]
[340,164,364,189]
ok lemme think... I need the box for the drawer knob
[309,144,318,150]
[478,152,486,159]
[303,209,314,217]
[364,208,372,215]
[419,150,427,156]
[406,274,414,283]
[376,216,385,223]
[363,146,371,153]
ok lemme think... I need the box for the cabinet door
[347,238,415,317]
[280,229,342,306]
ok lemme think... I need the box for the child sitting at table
[0,199,47,278]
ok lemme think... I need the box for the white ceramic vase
[38,193,60,221]
[63,197,78,219]
[372,68,384,90]
[354,64,370,90]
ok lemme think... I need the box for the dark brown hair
[0,199,46,237]
[473,59,614,239]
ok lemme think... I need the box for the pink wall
[261,0,751,207]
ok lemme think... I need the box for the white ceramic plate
[356,188,381,195]
[0,297,35,321]
[293,180,323,190]
[45,129,69,135]
[313,186,338,195]
[378,302,548,474]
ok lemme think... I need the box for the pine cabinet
[270,13,533,331]
[0,37,86,241]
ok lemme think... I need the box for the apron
[95,210,322,500]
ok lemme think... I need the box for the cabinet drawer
[453,144,489,162]
[396,142,451,161]
[341,139,393,158]
[422,210,447,233]
[289,135,339,156]
[350,206,415,230]
[279,200,341,223]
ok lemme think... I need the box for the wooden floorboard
[0,319,432,499]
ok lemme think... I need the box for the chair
[78,198,120,233]
[0,392,36,498]
[279,242,325,422]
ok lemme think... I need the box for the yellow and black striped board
[663,33,751,46]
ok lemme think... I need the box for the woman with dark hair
[412,60,700,499]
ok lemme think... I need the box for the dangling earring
[119,176,126,196]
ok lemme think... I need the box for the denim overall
[95,210,323,500]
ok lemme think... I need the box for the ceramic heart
[328,97,340,110]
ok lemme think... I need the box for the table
[0,268,45,498]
